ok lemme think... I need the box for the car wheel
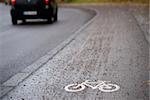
[12,17,17,25]
[47,17,52,24]
[22,19,26,23]
[54,8,58,22]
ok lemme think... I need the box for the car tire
[47,17,52,24]
[22,19,26,24]
[54,8,58,22]
[12,17,17,25]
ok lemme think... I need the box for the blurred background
[0,0,149,4]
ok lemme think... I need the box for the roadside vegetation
[58,0,149,4]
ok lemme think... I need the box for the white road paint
[65,80,120,92]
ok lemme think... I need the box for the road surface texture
[0,3,94,84]
[1,4,149,100]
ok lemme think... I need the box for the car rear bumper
[11,6,53,19]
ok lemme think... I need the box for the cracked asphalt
[1,4,149,100]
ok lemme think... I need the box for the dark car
[10,0,58,25]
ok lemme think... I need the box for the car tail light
[44,0,49,5]
[11,0,16,5]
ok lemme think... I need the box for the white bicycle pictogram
[65,80,120,92]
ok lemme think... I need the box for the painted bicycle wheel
[99,83,120,92]
[65,83,86,92]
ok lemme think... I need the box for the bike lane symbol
[65,80,120,93]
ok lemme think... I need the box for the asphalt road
[0,4,149,100]
[0,3,93,84]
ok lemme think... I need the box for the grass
[62,0,149,4]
